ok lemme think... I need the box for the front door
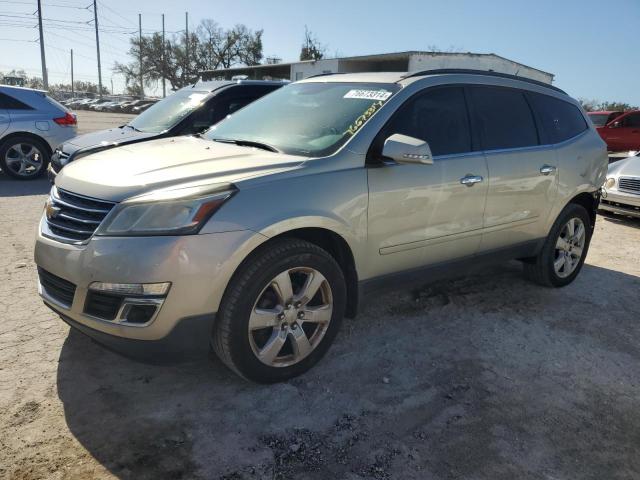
[366,86,489,280]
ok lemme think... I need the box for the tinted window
[528,92,588,143]
[0,92,33,110]
[622,113,640,128]
[469,86,538,150]
[378,87,472,157]
[588,113,609,127]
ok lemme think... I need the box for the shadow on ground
[57,263,640,480]
[0,173,50,197]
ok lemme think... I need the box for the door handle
[540,165,557,175]
[460,175,483,186]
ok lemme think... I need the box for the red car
[591,110,640,151]
[588,110,623,127]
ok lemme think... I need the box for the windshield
[205,82,400,156]
[129,90,210,133]
[588,113,610,127]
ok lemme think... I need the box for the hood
[56,136,305,202]
[63,126,157,154]
[608,155,640,177]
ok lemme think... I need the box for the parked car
[587,110,624,127]
[0,84,77,179]
[48,80,285,181]
[131,100,157,113]
[35,70,607,382]
[594,110,640,152]
[120,99,148,113]
[599,153,640,218]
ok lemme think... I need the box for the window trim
[366,84,480,165]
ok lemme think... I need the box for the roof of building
[200,50,553,79]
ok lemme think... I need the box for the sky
[0,0,638,104]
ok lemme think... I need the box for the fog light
[88,282,171,296]
[605,178,616,189]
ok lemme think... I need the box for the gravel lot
[1,112,640,479]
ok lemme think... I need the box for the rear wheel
[212,238,346,383]
[0,136,50,180]
[523,203,591,287]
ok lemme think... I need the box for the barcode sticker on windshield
[344,89,392,101]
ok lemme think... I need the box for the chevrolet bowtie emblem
[45,200,61,220]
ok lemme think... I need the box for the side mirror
[382,134,433,165]
[610,121,621,128]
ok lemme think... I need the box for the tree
[114,20,264,93]
[578,98,637,112]
[299,26,325,61]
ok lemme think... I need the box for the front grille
[45,187,115,244]
[618,177,640,194]
[84,291,122,320]
[38,267,76,307]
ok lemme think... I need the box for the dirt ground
[1,112,640,479]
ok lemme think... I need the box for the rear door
[468,85,558,251]
[366,86,489,278]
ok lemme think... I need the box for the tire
[212,238,346,383]
[523,203,592,287]
[0,135,50,180]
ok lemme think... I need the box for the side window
[0,92,33,110]
[378,86,472,157]
[622,113,640,128]
[469,86,538,150]
[528,92,588,143]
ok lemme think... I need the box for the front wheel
[212,238,346,383]
[523,203,592,287]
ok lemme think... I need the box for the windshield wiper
[212,138,279,153]
[124,124,142,132]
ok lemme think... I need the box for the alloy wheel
[4,143,44,178]
[248,267,333,368]
[553,217,586,278]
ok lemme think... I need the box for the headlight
[96,184,236,236]
[605,178,616,189]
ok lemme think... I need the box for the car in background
[131,100,158,113]
[0,84,77,180]
[588,110,624,128]
[48,80,286,181]
[600,153,640,218]
[594,110,640,152]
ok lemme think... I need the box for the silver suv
[1,85,77,179]
[34,70,607,382]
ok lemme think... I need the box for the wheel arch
[0,131,53,155]
[568,190,600,231]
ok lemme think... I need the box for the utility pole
[93,0,103,98]
[70,49,74,97]
[36,0,48,89]
[185,12,189,83]
[139,13,144,99]
[162,13,166,98]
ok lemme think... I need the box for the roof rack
[400,69,566,94]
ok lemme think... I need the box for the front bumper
[599,189,640,218]
[35,217,267,349]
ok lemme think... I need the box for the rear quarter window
[528,93,588,144]
[468,86,539,150]
[0,91,34,110]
